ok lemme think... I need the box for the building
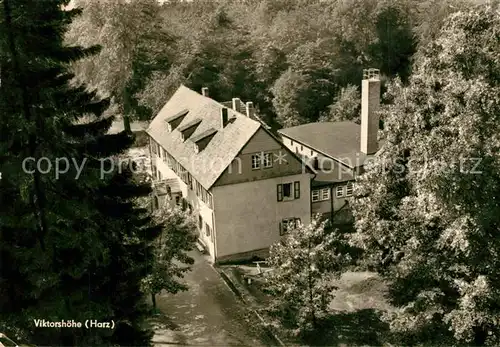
[146,85,314,263]
[278,68,382,224]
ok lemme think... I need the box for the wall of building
[214,128,307,187]
[311,186,352,216]
[211,172,312,261]
[281,136,318,159]
[150,147,216,261]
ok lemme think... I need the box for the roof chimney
[201,87,209,97]
[232,98,242,113]
[245,101,254,118]
[360,68,380,155]
[220,107,229,128]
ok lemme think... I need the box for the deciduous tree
[350,4,500,345]
[265,217,350,334]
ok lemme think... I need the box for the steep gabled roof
[147,85,261,189]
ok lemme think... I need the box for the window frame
[251,154,261,170]
[312,189,320,202]
[335,185,344,198]
[263,152,273,168]
[320,187,330,200]
[346,182,354,196]
[282,183,292,199]
[294,181,300,199]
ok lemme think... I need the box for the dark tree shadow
[302,309,390,346]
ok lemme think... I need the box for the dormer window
[178,118,202,141]
[165,109,189,131]
[190,128,218,152]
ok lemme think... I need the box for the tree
[350,4,500,345]
[265,217,351,335]
[140,201,197,312]
[0,0,162,345]
[319,84,361,124]
[67,0,172,128]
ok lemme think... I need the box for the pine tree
[350,3,500,345]
[265,217,350,335]
[0,0,162,345]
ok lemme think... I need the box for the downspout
[330,185,334,225]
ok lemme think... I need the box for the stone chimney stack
[360,68,381,155]
[245,102,254,118]
[201,87,209,97]
[221,107,229,128]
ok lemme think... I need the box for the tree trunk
[151,292,157,311]
[124,115,131,133]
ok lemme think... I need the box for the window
[157,144,161,155]
[152,165,157,178]
[312,190,320,202]
[205,222,211,237]
[251,154,260,169]
[153,196,159,210]
[336,186,344,198]
[278,182,299,201]
[151,139,157,154]
[158,170,162,180]
[301,145,303,151]
[294,181,300,199]
[166,186,172,197]
[311,150,314,156]
[198,215,203,229]
[208,194,213,209]
[163,149,167,161]
[188,173,193,189]
[280,218,301,235]
[283,183,292,198]
[175,196,181,205]
[321,187,330,200]
[263,153,273,168]
[196,181,201,197]
[346,182,354,196]
[295,147,298,153]
[291,140,294,146]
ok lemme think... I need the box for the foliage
[65,0,482,130]
[140,201,197,300]
[0,1,162,345]
[350,3,500,345]
[265,217,351,335]
[319,84,361,124]
[67,0,172,120]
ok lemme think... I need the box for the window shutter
[277,184,283,201]
[279,222,282,235]
[294,181,300,199]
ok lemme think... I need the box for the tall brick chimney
[245,102,254,118]
[360,68,381,155]
[201,87,209,97]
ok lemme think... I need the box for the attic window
[178,118,202,141]
[191,128,218,152]
[165,109,189,131]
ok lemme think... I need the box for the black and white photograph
[1,0,499,346]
